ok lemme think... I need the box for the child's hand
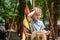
[26,33,31,37]
[46,30,50,35]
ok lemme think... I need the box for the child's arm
[27,11,35,21]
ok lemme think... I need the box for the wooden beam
[32,0,35,9]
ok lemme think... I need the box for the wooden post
[32,0,35,9]
[49,2,55,40]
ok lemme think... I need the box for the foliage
[0,0,60,23]
[35,0,60,21]
[54,0,60,20]
[35,0,49,21]
[0,0,18,23]
[47,0,60,20]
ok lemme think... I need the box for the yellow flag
[23,15,30,29]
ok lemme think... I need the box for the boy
[27,7,50,40]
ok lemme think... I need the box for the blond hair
[32,7,42,14]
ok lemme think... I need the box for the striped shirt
[29,19,45,33]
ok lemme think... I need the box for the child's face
[32,8,42,21]
[32,13,41,21]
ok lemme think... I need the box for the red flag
[22,27,27,35]
[22,27,27,40]
[24,5,30,15]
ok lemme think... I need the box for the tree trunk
[5,18,10,30]
[17,0,25,39]
[54,15,58,38]
[49,2,55,40]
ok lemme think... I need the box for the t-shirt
[29,19,45,33]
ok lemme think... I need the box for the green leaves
[35,0,60,20]
[0,0,18,23]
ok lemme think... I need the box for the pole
[49,2,55,40]
[32,0,35,9]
